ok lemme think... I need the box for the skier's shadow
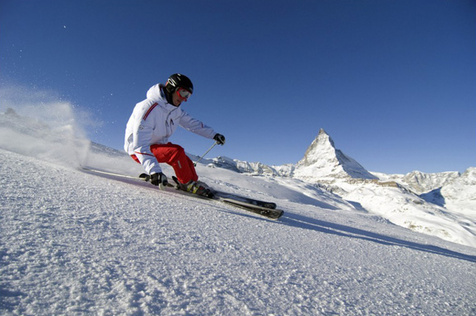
[281,212,476,263]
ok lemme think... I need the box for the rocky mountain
[293,128,378,181]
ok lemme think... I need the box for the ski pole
[194,141,218,166]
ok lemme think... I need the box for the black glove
[214,133,226,145]
[150,172,168,187]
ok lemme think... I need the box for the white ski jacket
[124,84,216,175]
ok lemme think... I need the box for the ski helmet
[165,73,193,96]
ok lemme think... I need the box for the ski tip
[270,210,284,220]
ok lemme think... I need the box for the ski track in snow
[1,148,476,315]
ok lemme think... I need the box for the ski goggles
[176,87,192,101]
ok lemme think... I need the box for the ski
[219,198,283,219]
[81,167,283,219]
[213,191,277,209]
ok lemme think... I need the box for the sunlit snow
[1,100,475,315]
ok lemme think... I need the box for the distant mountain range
[204,128,471,197]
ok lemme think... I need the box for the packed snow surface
[1,106,476,315]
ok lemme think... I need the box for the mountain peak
[293,128,377,181]
[299,128,335,166]
[318,127,328,136]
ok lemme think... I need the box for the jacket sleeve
[178,111,216,139]
[129,104,162,175]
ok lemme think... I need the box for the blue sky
[1,0,475,174]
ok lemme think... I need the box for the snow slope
[1,107,476,315]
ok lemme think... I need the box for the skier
[124,73,225,196]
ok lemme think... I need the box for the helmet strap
[162,84,175,104]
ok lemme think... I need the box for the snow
[1,106,476,315]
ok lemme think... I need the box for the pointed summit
[293,129,377,182]
[298,129,335,167]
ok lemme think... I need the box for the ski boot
[173,177,215,198]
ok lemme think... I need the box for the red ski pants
[131,143,198,184]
